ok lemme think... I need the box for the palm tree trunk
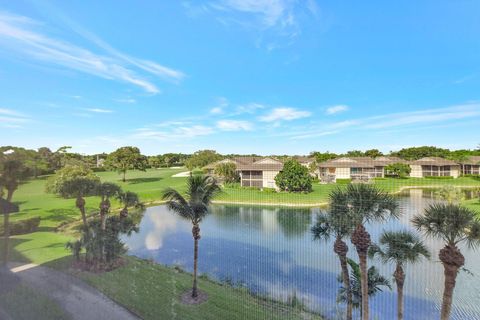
[6,189,14,202]
[334,236,352,320]
[192,224,201,298]
[122,170,126,182]
[3,212,10,266]
[339,254,353,320]
[351,224,371,320]
[76,196,87,227]
[359,252,369,320]
[439,245,464,320]
[394,264,405,320]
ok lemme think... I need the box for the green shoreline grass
[1,168,479,319]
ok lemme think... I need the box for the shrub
[0,216,41,236]
[385,163,411,178]
[275,160,312,193]
[214,162,239,183]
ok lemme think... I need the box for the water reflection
[124,189,480,320]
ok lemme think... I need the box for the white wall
[410,165,423,178]
[335,168,351,179]
[263,170,279,188]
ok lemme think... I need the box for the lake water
[123,189,480,320]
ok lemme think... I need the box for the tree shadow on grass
[126,177,164,184]
[44,209,79,224]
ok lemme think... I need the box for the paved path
[3,263,140,320]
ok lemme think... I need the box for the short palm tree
[97,182,122,230]
[162,174,220,298]
[338,259,391,314]
[412,203,480,320]
[311,203,355,320]
[117,191,141,218]
[369,230,430,320]
[339,184,399,320]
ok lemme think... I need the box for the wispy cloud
[0,107,30,128]
[116,98,136,104]
[325,104,349,115]
[184,0,318,49]
[83,108,114,114]
[234,103,265,115]
[217,120,253,131]
[210,97,229,114]
[259,107,311,122]
[0,11,184,94]
[132,125,214,141]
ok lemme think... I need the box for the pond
[123,189,480,320]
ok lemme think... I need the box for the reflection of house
[204,157,283,188]
[318,156,404,182]
[409,157,460,178]
[458,156,480,175]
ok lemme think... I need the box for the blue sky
[0,0,479,155]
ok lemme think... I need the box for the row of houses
[204,156,480,188]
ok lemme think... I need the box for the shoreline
[141,185,478,209]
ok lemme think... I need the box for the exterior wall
[451,166,460,178]
[335,167,351,179]
[263,170,279,188]
[410,165,423,178]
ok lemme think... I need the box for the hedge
[0,216,41,236]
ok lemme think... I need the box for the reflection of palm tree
[277,208,312,238]
[335,184,399,320]
[338,259,391,314]
[162,174,220,298]
[311,209,355,320]
[412,203,480,320]
[369,231,430,320]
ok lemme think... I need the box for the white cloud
[235,103,265,114]
[116,98,136,104]
[0,12,185,94]
[326,105,349,115]
[84,108,113,113]
[0,108,30,128]
[210,97,229,114]
[217,120,253,131]
[132,125,214,141]
[259,107,311,122]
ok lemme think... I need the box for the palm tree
[412,203,480,320]
[97,182,122,230]
[117,191,141,218]
[338,259,391,314]
[162,174,220,298]
[311,200,355,320]
[339,184,399,320]
[369,231,430,320]
[1,159,28,267]
[58,177,100,227]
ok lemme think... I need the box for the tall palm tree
[339,184,399,320]
[162,174,220,298]
[97,182,122,230]
[117,191,141,218]
[311,196,355,320]
[369,231,430,320]
[59,177,100,227]
[412,203,480,320]
[338,259,391,314]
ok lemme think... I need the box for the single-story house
[409,157,460,178]
[458,156,480,175]
[318,156,404,182]
[204,156,284,188]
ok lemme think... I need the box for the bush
[336,179,352,184]
[385,163,411,178]
[261,188,277,193]
[0,216,41,236]
[275,160,312,193]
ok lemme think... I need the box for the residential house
[409,157,460,178]
[458,156,480,175]
[204,156,284,188]
[318,156,404,182]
